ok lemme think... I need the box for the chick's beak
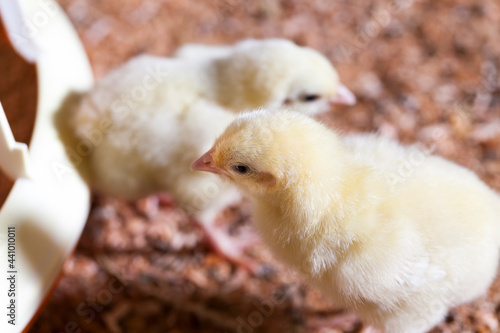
[330,84,356,105]
[191,149,222,174]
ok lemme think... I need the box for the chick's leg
[196,206,261,274]
[135,192,175,215]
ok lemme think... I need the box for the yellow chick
[173,38,356,110]
[72,39,354,271]
[192,109,500,333]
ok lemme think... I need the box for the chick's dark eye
[233,165,249,174]
[302,94,320,102]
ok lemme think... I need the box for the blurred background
[1,0,500,332]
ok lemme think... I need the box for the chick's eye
[233,165,249,174]
[302,94,320,102]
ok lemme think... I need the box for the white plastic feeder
[0,0,93,331]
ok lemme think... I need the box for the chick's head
[214,39,355,115]
[191,109,344,198]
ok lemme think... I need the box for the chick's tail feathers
[53,92,99,183]
[70,92,106,142]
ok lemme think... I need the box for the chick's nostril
[201,150,215,165]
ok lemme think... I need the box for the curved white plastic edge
[0,0,40,63]
[0,0,94,332]
[0,102,32,180]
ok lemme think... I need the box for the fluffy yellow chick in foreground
[192,109,500,333]
[72,39,354,271]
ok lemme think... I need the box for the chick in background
[173,38,356,111]
[192,109,500,332]
[72,39,355,272]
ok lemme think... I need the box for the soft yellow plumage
[72,39,354,271]
[192,109,500,333]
